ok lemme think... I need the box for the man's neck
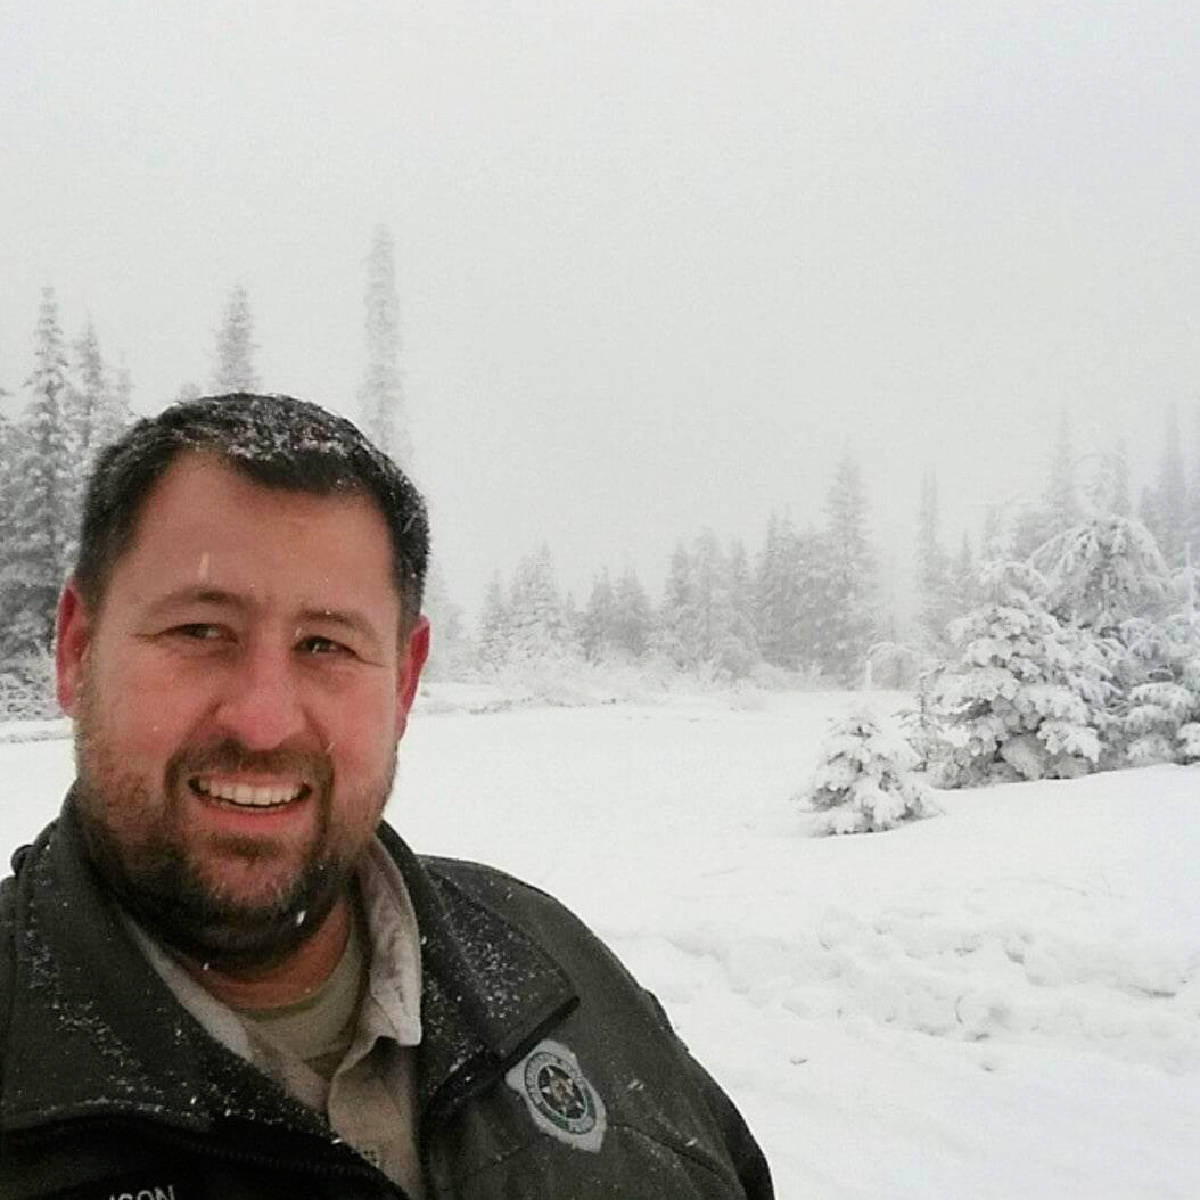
[176,897,353,1010]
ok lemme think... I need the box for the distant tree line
[3,229,1198,727]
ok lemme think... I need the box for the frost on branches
[924,561,1113,786]
[800,713,934,835]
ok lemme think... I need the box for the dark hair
[74,393,429,625]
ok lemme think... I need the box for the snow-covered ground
[3,687,1198,1199]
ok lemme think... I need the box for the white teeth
[193,778,304,807]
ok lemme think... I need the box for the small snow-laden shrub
[924,562,1113,787]
[799,713,935,835]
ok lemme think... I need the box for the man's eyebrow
[296,606,382,643]
[143,587,248,617]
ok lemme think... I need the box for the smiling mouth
[189,777,311,810]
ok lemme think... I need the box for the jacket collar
[1,797,577,1140]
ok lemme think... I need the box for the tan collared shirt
[127,838,425,1197]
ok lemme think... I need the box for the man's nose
[213,643,308,750]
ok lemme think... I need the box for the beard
[72,677,396,974]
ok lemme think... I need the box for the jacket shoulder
[416,854,622,968]
[419,853,567,909]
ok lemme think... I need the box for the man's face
[56,452,428,969]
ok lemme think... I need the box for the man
[0,394,772,1198]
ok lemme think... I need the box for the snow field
[2,688,1198,1197]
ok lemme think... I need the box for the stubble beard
[71,679,396,974]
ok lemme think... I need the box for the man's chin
[135,873,346,974]
[89,836,349,973]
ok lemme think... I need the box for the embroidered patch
[505,1038,607,1152]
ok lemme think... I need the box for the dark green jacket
[0,803,773,1199]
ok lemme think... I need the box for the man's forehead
[119,452,396,591]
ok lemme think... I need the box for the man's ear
[56,578,92,715]
[396,615,431,737]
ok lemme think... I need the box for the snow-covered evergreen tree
[211,284,259,392]
[101,360,134,449]
[1188,407,1200,561]
[980,504,1006,562]
[1011,409,1079,561]
[656,541,700,669]
[421,560,471,680]
[358,224,411,466]
[800,712,934,835]
[611,567,653,660]
[1044,515,1167,631]
[724,539,759,674]
[1148,403,1188,569]
[66,321,106,466]
[580,569,618,662]
[61,322,130,552]
[916,470,952,650]
[1045,408,1080,535]
[1084,442,1132,519]
[477,571,512,668]
[4,289,74,651]
[815,450,877,684]
[948,532,977,625]
[0,409,18,624]
[507,544,570,661]
[925,561,1113,785]
[754,513,800,668]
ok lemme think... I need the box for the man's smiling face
[56,451,428,968]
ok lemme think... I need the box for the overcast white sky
[3,1,1198,617]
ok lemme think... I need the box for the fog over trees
[4,225,1200,794]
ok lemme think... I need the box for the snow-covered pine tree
[948,532,977,625]
[688,529,729,668]
[4,288,74,651]
[101,361,134,449]
[815,449,877,685]
[916,470,952,650]
[980,504,1006,562]
[1011,408,1080,561]
[477,571,512,668]
[66,321,106,466]
[1137,404,1188,569]
[421,560,471,679]
[1188,406,1200,562]
[655,541,700,670]
[724,539,759,675]
[1084,442,1132,519]
[1040,514,1182,766]
[357,224,412,466]
[0,408,17,625]
[800,711,934,835]
[754,513,788,667]
[507,544,569,662]
[611,567,653,660]
[1044,514,1167,633]
[1045,408,1080,536]
[211,284,259,392]
[925,561,1112,785]
[63,321,130,554]
[580,569,618,662]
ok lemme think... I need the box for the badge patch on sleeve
[505,1039,607,1152]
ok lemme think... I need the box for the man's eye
[299,636,350,656]
[171,624,225,641]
